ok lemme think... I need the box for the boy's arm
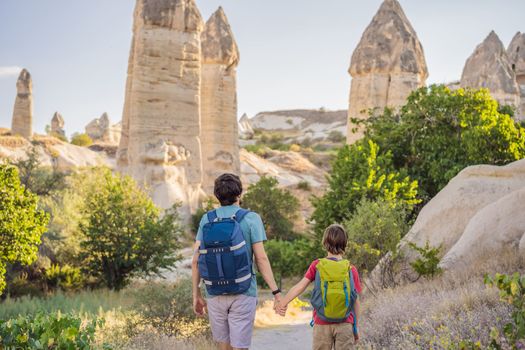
[281,277,311,306]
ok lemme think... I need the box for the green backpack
[310,258,358,332]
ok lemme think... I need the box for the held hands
[273,293,288,317]
[193,295,207,317]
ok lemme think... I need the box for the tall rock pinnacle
[51,112,65,138]
[200,7,241,193]
[11,69,33,138]
[346,0,428,144]
[507,32,525,120]
[460,31,520,110]
[117,0,205,216]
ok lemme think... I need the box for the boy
[276,224,361,350]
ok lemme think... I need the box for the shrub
[0,164,49,294]
[289,143,301,152]
[191,197,217,234]
[364,85,525,198]
[45,264,84,291]
[343,199,410,274]
[297,180,311,191]
[0,312,104,349]
[79,168,184,290]
[310,139,419,241]
[408,241,443,280]
[263,239,311,288]
[242,176,299,240]
[70,133,93,147]
[327,130,345,143]
[484,272,525,348]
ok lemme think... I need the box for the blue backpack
[197,209,253,296]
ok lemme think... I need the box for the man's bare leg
[218,342,233,350]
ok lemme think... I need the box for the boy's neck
[326,253,343,260]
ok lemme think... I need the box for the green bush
[0,164,49,294]
[407,241,443,280]
[45,264,84,291]
[79,168,184,290]
[0,312,104,349]
[191,197,217,234]
[242,176,300,240]
[344,199,410,274]
[70,133,93,147]
[327,130,345,143]
[263,239,312,288]
[484,272,525,348]
[297,180,311,191]
[363,85,525,198]
[310,139,419,242]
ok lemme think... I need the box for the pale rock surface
[117,0,205,217]
[50,112,65,138]
[461,31,520,109]
[440,187,525,269]
[519,234,525,255]
[507,32,525,120]
[239,113,255,140]
[402,159,525,254]
[85,113,121,145]
[11,69,33,139]
[201,7,240,193]
[347,0,428,144]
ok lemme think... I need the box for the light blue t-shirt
[196,205,267,298]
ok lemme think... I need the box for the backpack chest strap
[199,240,246,255]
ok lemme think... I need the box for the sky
[0,0,524,136]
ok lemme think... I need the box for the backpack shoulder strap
[234,209,250,223]
[207,210,218,223]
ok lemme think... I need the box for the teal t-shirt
[196,205,267,298]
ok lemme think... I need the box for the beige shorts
[207,294,257,349]
[313,323,355,350]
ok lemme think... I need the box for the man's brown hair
[214,173,243,206]
[322,224,348,255]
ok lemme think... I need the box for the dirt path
[252,323,312,349]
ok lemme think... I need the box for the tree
[0,164,49,293]
[310,139,419,240]
[79,168,184,290]
[242,176,300,240]
[264,239,311,288]
[364,85,525,198]
[70,133,93,147]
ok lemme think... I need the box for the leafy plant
[242,176,299,240]
[408,241,443,280]
[45,264,84,291]
[70,133,93,147]
[296,180,311,191]
[0,312,105,349]
[263,239,311,288]
[191,197,217,234]
[79,168,184,290]
[0,164,49,294]
[485,272,525,349]
[327,130,345,143]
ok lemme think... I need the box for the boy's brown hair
[322,224,348,255]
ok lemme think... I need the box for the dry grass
[0,135,29,148]
[32,135,64,146]
[358,249,524,349]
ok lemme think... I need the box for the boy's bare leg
[218,342,233,350]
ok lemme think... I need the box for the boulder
[461,31,520,109]
[117,0,205,217]
[507,32,525,121]
[50,112,65,138]
[347,0,428,144]
[11,69,33,139]
[200,7,241,193]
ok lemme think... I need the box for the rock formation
[50,112,65,138]
[239,113,254,140]
[460,31,520,109]
[117,0,205,216]
[85,113,121,144]
[508,32,525,120]
[11,69,33,138]
[200,7,240,193]
[347,0,428,144]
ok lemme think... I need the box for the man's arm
[191,240,206,316]
[253,241,279,292]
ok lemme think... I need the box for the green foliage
[243,144,272,158]
[256,133,290,151]
[70,133,93,147]
[0,164,49,294]
[191,197,217,234]
[263,239,311,288]
[485,272,525,348]
[408,241,443,280]
[10,147,67,197]
[310,139,419,240]
[297,180,311,191]
[327,130,345,143]
[0,312,104,349]
[45,264,84,291]
[343,199,410,274]
[364,85,525,198]
[242,176,300,240]
[79,168,184,290]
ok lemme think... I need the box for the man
[192,173,283,350]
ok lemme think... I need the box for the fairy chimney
[51,112,65,138]
[11,69,33,138]
[200,7,241,193]
[347,0,428,144]
[507,32,525,120]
